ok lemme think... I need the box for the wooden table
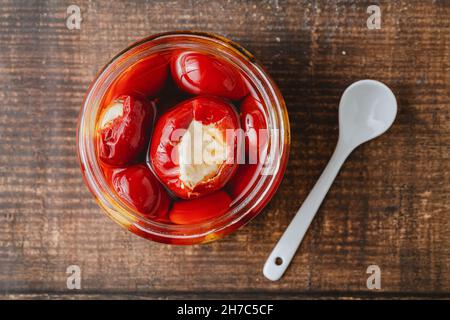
[0,0,448,299]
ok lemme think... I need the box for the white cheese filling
[100,101,123,129]
[178,120,227,190]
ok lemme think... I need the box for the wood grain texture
[0,0,449,299]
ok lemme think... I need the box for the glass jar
[77,31,290,244]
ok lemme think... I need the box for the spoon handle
[263,140,352,281]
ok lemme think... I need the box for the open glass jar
[77,31,290,244]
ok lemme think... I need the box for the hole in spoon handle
[275,257,283,265]
[264,256,285,280]
[263,228,304,281]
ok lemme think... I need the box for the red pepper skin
[239,95,268,164]
[227,95,268,198]
[169,191,232,224]
[110,165,171,218]
[103,54,168,104]
[171,51,248,100]
[227,163,259,198]
[98,95,155,166]
[150,96,240,199]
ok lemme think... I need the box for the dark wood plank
[0,0,448,298]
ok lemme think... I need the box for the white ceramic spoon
[263,80,397,281]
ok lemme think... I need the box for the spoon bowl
[339,80,397,149]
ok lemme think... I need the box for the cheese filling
[178,120,227,190]
[100,101,123,129]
